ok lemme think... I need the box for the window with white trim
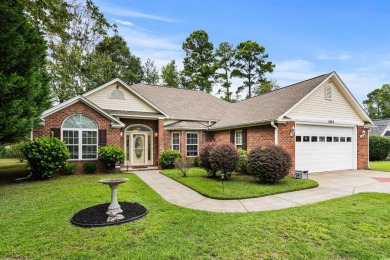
[235,130,243,149]
[186,132,198,157]
[62,114,98,160]
[172,132,180,151]
[325,83,332,100]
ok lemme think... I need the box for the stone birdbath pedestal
[98,178,129,223]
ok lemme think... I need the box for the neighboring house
[371,119,390,137]
[33,71,373,174]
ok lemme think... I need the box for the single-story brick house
[33,71,373,174]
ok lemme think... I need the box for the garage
[295,124,356,173]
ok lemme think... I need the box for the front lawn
[160,168,318,199]
[0,173,389,259]
[370,161,390,172]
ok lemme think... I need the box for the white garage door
[295,124,355,173]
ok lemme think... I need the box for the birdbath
[98,178,129,223]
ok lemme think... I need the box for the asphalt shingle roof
[130,73,332,129]
[371,119,390,135]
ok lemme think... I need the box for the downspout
[271,121,278,145]
[368,127,371,169]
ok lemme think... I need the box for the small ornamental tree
[369,135,390,161]
[98,145,125,170]
[199,142,218,177]
[22,136,70,180]
[6,141,27,162]
[159,150,182,169]
[211,143,239,178]
[247,145,292,183]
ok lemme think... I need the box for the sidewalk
[133,170,390,213]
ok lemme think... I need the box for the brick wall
[357,126,369,169]
[33,101,121,173]
[277,122,295,175]
[246,125,275,150]
[162,130,206,161]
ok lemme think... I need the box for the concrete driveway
[134,170,390,213]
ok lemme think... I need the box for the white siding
[287,81,363,123]
[87,83,158,113]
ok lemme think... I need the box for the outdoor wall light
[120,131,123,137]
[360,130,366,139]
[154,132,158,137]
[290,127,296,137]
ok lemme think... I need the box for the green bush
[0,145,6,158]
[236,149,249,174]
[210,143,239,178]
[247,145,292,183]
[159,150,182,169]
[98,145,125,170]
[83,161,97,174]
[62,163,77,175]
[369,135,390,161]
[6,141,27,162]
[22,136,70,180]
[199,142,218,177]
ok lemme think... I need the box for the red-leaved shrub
[247,145,291,183]
[199,142,218,176]
[211,143,239,177]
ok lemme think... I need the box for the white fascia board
[210,120,272,131]
[82,78,170,118]
[111,114,167,120]
[292,116,365,126]
[164,127,209,131]
[169,117,218,122]
[41,95,82,117]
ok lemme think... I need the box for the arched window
[62,114,98,160]
[109,89,125,99]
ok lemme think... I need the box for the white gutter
[271,121,278,145]
[368,127,371,169]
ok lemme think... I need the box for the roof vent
[325,83,333,100]
[109,89,125,99]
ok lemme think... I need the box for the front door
[132,134,146,165]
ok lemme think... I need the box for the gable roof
[165,121,209,130]
[210,73,332,129]
[83,78,169,118]
[371,119,390,135]
[130,83,231,121]
[41,96,125,128]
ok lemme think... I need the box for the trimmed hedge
[369,135,390,161]
[199,142,218,176]
[159,150,182,169]
[98,145,125,170]
[210,143,239,177]
[236,149,249,174]
[247,145,292,183]
[22,136,70,180]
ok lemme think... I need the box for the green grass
[370,161,390,172]
[0,172,389,259]
[0,158,28,185]
[160,168,318,199]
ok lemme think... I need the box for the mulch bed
[71,202,148,228]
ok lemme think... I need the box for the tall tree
[83,35,142,89]
[253,79,280,96]
[215,42,235,102]
[142,59,159,85]
[47,0,114,103]
[182,30,215,93]
[161,60,180,87]
[363,84,390,119]
[0,1,50,144]
[232,40,275,98]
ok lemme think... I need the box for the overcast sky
[94,0,390,104]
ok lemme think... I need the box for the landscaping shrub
[22,136,70,180]
[236,149,249,174]
[0,145,6,158]
[186,157,199,167]
[98,145,125,170]
[211,143,239,178]
[369,135,390,161]
[159,150,182,169]
[199,142,218,177]
[174,158,190,177]
[62,163,77,175]
[83,161,97,174]
[247,145,292,183]
[6,141,27,162]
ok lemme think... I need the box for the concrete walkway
[133,170,390,213]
